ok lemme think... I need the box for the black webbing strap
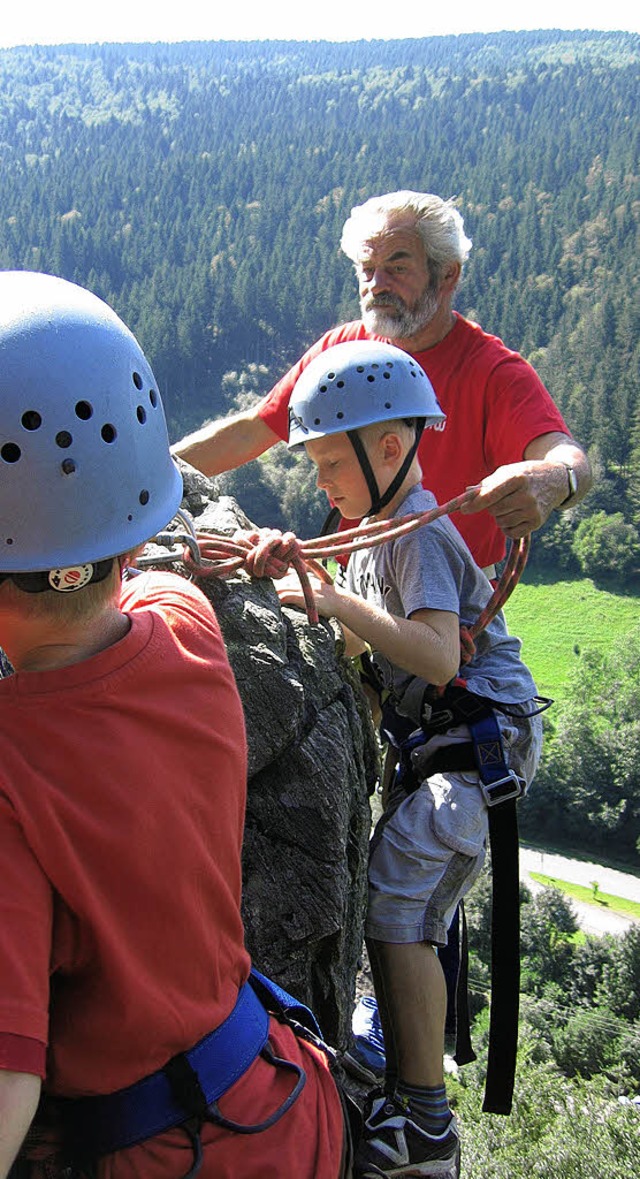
[319,505,342,537]
[466,708,523,1114]
[483,796,521,1114]
[452,903,476,1068]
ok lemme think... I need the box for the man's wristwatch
[557,463,578,509]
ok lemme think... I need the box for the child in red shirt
[0,272,347,1179]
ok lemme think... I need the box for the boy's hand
[277,573,340,619]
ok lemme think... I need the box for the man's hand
[460,460,565,537]
[460,433,592,539]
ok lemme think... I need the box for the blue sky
[0,1,638,49]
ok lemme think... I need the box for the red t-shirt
[0,573,343,1177]
[258,315,569,569]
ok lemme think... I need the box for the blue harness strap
[62,969,315,1159]
[66,979,268,1156]
[468,710,525,807]
[249,968,323,1038]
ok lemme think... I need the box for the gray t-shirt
[346,484,537,706]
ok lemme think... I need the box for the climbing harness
[383,679,550,1114]
[19,971,323,1179]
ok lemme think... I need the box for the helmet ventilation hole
[75,401,93,420]
[101,424,117,443]
[55,431,73,449]
[1,443,21,463]
[149,390,158,408]
[137,406,147,424]
[61,458,77,475]
[132,372,143,390]
[139,490,150,505]
[21,410,42,430]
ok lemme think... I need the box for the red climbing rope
[143,486,529,645]
[458,532,530,665]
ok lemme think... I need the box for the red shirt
[0,573,343,1177]
[259,315,569,569]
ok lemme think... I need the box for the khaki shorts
[365,707,542,946]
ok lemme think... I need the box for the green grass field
[529,872,640,921]
[502,575,640,701]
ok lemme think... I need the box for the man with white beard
[174,190,591,573]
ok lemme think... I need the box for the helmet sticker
[48,565,96,593]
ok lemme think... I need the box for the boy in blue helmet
[0,273,347,1179]
[279,339,543,1179]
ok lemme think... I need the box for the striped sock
[396,1080,451,1136]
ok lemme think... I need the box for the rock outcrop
[172,463,378,1048]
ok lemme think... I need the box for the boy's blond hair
[359,418,419,451]
[0,556,133,625]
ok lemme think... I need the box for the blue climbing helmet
[0,271,183,578]
[288,340,445,513]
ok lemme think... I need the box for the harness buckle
[421,706,455,733]
[480,770,525,807]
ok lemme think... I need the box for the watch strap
[558,462,578,507]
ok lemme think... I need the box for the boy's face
[306,432,374,519]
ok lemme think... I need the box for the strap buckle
[480,770,525,807]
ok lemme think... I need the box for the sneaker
[354,1093,460,1178]
[346,996,386,1081]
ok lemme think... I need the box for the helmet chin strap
[347,419,426,515]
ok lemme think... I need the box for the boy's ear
[380,430,404,463]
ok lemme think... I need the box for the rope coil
[136,488,529,650]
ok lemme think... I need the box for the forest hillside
[0,30,638,573]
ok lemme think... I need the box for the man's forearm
[171,408,280,476]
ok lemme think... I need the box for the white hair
[340,191,472,282]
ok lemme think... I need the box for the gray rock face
[174,464,378,1048]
